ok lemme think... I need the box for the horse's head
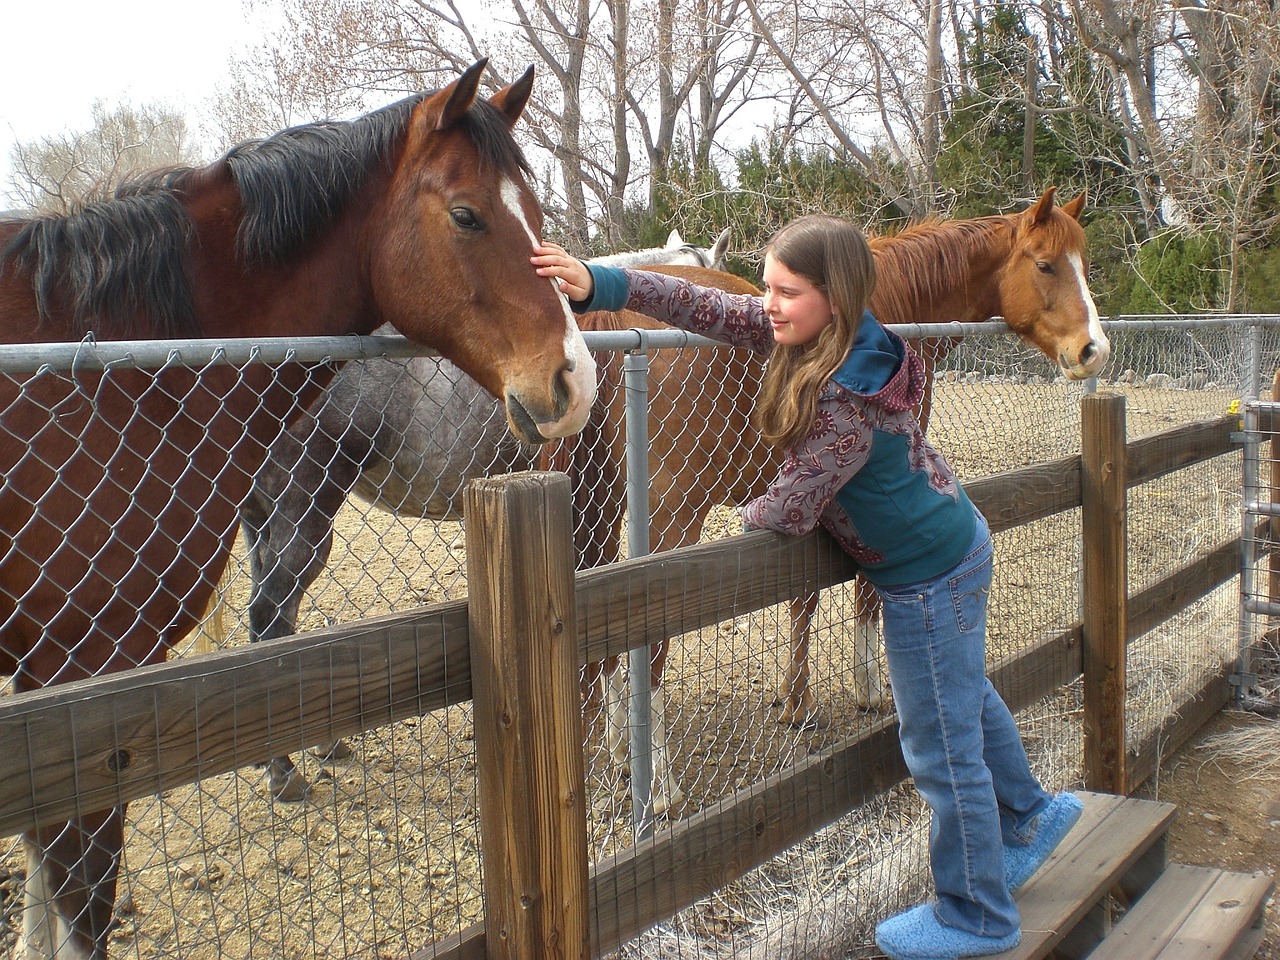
[372,60,595,444]
[999,187,1110,380]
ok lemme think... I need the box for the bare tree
[206,0,1279,301]
[212,0,764,245]
[390,0,768,243]
[207,0,430,145]
[5,101,198,214]
[740,0,958,220]
[1061,0,1280,308]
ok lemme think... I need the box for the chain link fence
[0,316,1274,959]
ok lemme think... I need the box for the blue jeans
[876,511,1052,936]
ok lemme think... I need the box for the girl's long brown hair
[755,215,877,451]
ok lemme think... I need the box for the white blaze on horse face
[500,177,596,438]
[1067,250,1110,377]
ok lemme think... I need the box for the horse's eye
[1036,260,1054,274]
[450,207,481,230]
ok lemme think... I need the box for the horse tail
[199,560,236,653]
[176,531,241,657]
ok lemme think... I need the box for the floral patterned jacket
[581,265,977,586]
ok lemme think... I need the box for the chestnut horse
[0,61,594,959]
[559,188,1109,816]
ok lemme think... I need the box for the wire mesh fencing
[0,316,1273,959]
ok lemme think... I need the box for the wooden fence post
[465,472,589,960]
[1081,393,1128,795]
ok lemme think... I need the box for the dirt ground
[1133,706,1280,959]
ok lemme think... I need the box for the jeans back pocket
[948,563,990,634]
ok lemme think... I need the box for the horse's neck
[871,219,1011,327]
[191,197,382,340]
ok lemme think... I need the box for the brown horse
[559,188,1108,816]
[0,60,594,959]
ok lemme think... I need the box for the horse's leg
[778,592,823,728]
[780,581,886,721]
[600,643,683,816]
[240,505,312,802]
[645,640,684,817]
[20,835,55,959]
[22,809,124,960]
[851,578,887,711]
[602,659,629,769]
[243,430,357,801]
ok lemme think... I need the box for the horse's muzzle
[1060,337,1111,380]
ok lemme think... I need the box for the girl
[532,216,1081,960]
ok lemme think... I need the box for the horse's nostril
[1081,342,1096,364]
[553,369,570,420]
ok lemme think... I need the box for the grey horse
[241,229,731,801]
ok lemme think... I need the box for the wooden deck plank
[1086,863,1220,959]
[996,791,1177,960]
[1085,863,1272,960]
[1156,869,1273,960]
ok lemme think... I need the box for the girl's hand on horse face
[532,243,594,302]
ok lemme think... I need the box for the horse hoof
[783,706,827,731]
[313,739,353,762]
[650,786,685,819]
[855,691,890,713]
[268,770,311,803]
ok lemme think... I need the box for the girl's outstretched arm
[532,243,594,302]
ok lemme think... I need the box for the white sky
[0,0,268,199]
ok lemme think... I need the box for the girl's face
[761,253,833,348]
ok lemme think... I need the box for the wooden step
[996,790,1178,960]
[1085,862,1273,960]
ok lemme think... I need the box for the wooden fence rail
[0,398,1248,960]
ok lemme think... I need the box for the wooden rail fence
[0,394,1251,959]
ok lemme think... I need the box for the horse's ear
[489,65,535,127]
[432,58,489,131]
[1060,191,1087,222]
[1028,186,1059,225]
[667,228,683,246]
[710,227,732,266]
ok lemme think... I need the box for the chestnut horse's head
[372,60,595,443]
[998,187,1110,380]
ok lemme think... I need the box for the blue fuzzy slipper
[875,903,1021,960]
[1004,792,1084,891]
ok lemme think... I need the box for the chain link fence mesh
[0,317,1273,959]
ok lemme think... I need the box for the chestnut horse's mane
[868,216,1012,327]
[0,92,530,338]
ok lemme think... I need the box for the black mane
[2,190,197,337]
[223,94,426,267]
[0,90,529,338]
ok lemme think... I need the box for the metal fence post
[622,347,657,838]
[465,472,589,960]
[1081,393,1128,794]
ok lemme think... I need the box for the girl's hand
[532,243,594,302]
